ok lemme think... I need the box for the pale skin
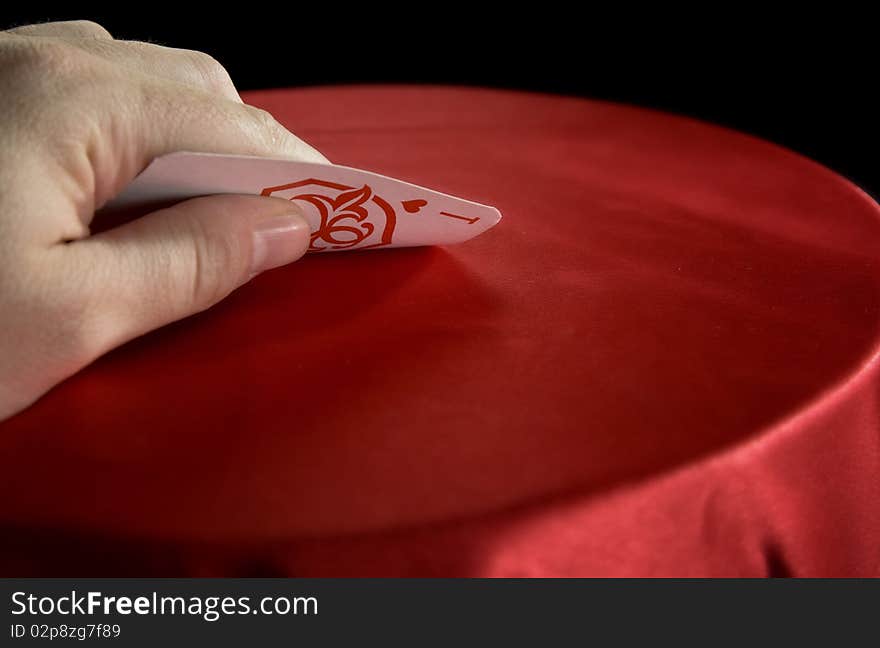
[0,20,327,421]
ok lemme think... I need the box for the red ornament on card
[261,179,397,251]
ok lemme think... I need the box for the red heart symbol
[402,199,428,213]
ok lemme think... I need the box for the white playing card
[108,152,502,252]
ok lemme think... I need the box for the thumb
[66,194,311,354]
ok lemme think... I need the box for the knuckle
[186,50,236,93]
[188,218,244,308]
[247,105,276,132]
[3,19,112,39]
[64,20,113,39]
[243,105,291,151]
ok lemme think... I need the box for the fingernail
[249,212,311,277]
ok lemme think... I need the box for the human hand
[0,20,328,421]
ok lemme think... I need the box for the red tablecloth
[2,86,879,576]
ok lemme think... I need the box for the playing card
[108,152,502,252]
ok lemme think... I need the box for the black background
[2,8,877,198]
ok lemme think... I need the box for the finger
[69,39,243,103]
[6,24,241,103]
[63,194,311,357]
[6,20,113,39]
[139,81,330,163]
[88,78,329,207]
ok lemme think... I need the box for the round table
[2,86,879,576]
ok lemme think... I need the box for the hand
[0,20,328,421]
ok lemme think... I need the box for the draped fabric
[2,86,878,576]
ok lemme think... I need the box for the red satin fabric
[2,86,879,576]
